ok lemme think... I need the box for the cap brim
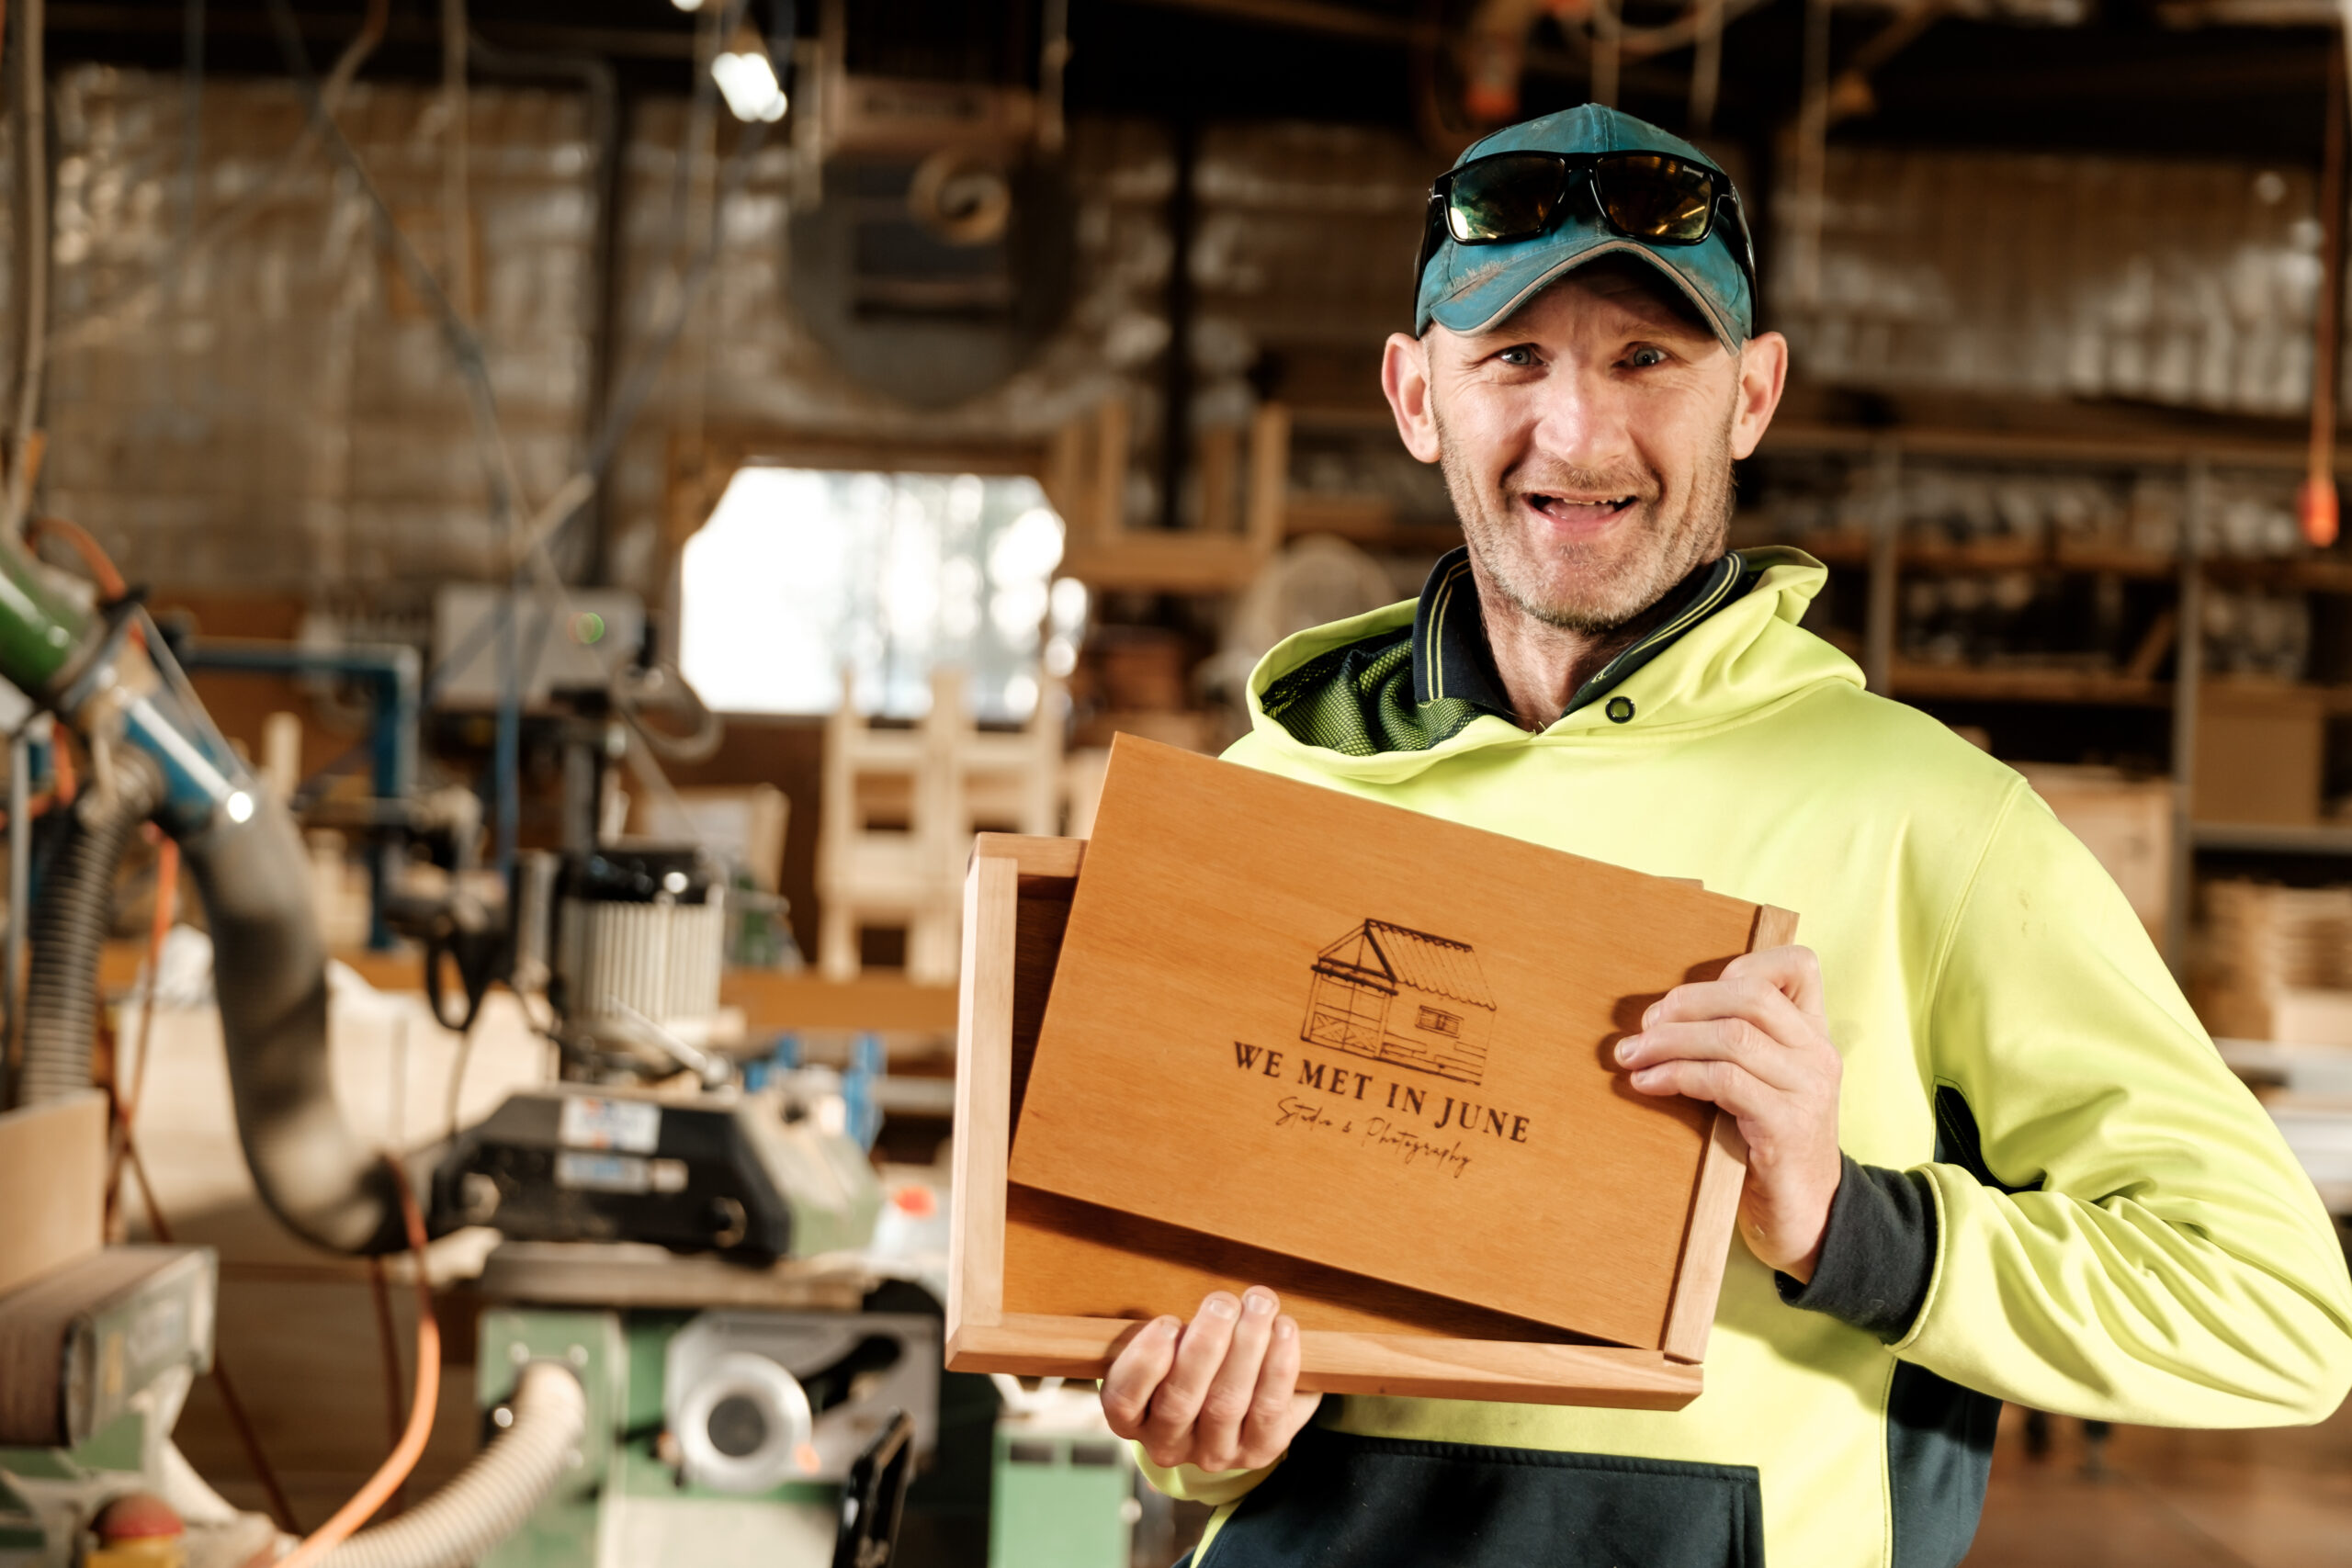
[1424,231,1745,349]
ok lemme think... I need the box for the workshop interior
[0,0,2348,1564]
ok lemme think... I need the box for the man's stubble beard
[1434,395,1738,635]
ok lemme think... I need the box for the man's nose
[1526,367,1634,471]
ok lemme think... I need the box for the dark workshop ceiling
[28,0,2341,164]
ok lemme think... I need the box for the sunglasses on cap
[1413,149,1758,311]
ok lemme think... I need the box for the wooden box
[947,740,1794,1406]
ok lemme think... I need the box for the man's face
[1382,262,1788,633]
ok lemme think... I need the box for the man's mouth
[1522,492,1640,526]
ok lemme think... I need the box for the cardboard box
[2196,682,2325,828]
[0,1092,106,1302]
[947,739,1795,1407]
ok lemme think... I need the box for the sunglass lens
[1446,153,1566,243]
[1592,154,1715,243]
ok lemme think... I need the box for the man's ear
[1729,331,1790,461]
[1382,332,1443,465]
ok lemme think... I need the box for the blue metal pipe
[175,637,424,948]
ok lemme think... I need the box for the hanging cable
[255,0,789,866]
[177,0,202,258]
[1590,0,1620,108]
[1788,0,1833,310]
[365,1256,409,1516]
[122,1138,300,1533]
[2301,35,2346,547]
[4,0,47,542]
[439,0,472,325]
[27,516,124,596]
[272,1157,438,1568]
[103,829,177,1231]
[1688,0,1723,135]
[44,0,385,364]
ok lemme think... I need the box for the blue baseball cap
[1414,104,1755,347]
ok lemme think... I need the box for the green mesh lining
[1258,628,1486,757]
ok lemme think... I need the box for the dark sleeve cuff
[1773,1156,1938,1342]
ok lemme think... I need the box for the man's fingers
[1721,943,1826,1014]
[1141,1292,1242,1456]
[1101,1315,1180,1439]
[1192,1289,1280,1471]
[1641,974,1815,1053]
[1624,1055,1775,1118]
[1620,1016,1804,1092]
[1238,1314,1319,1466]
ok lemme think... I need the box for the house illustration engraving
[1300,920,1497,1087]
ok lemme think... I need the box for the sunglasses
[1413,149,1758,311]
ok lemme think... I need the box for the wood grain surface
[1002,1183,1603,1342]
[945,1311,1703,1410]
[949,833,1731,1406]
[1007,739,1772,1348]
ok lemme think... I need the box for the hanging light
[712,30,787,123]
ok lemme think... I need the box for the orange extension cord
[273,1156,441,1568]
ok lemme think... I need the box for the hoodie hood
[1240,547,1863,786]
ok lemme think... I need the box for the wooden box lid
[1005,737,1786,1352]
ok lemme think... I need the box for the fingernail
[1274,1317,1295,1341]
[1243,1290,1274,1317]
[1632,1067,1658,1088]
[1204,1293,1238,1320]
[1615,1038,1638,1065]
[1154,1316,1181,1337]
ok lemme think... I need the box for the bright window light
[712,49,787,123]
[680,468,1066,721]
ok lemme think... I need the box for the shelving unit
[1755,423,2352,970]
[1884,662,2174,707]
[1042,391,2352,964]
[2192,823,2352,857]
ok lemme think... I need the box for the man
[1097,104,2352,1568]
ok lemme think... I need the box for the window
[679,466,1081,721]
[1417,1006,1462,1037]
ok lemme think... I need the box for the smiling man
[1095,105,2352,1568]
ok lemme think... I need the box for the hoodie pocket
[1196,1426,1765,1568]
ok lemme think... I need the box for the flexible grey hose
[319,1362,588,1568]
[175,786,413,1254]
[17,749,163,1105]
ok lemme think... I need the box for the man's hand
[1612,945,1843,1281]
[1101,1289,1322,1472]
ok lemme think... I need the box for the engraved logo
[1300,920,1496,1087]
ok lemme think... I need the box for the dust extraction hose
[177,787,414,1255]
[16,749,163,1105]
[316,1361,587,1568]
[0,524,410,1252]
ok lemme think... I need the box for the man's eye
[1627,345,1669,369]
[1497,345,1538,367]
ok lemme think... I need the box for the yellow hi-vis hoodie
[1144,547,2352,1568]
